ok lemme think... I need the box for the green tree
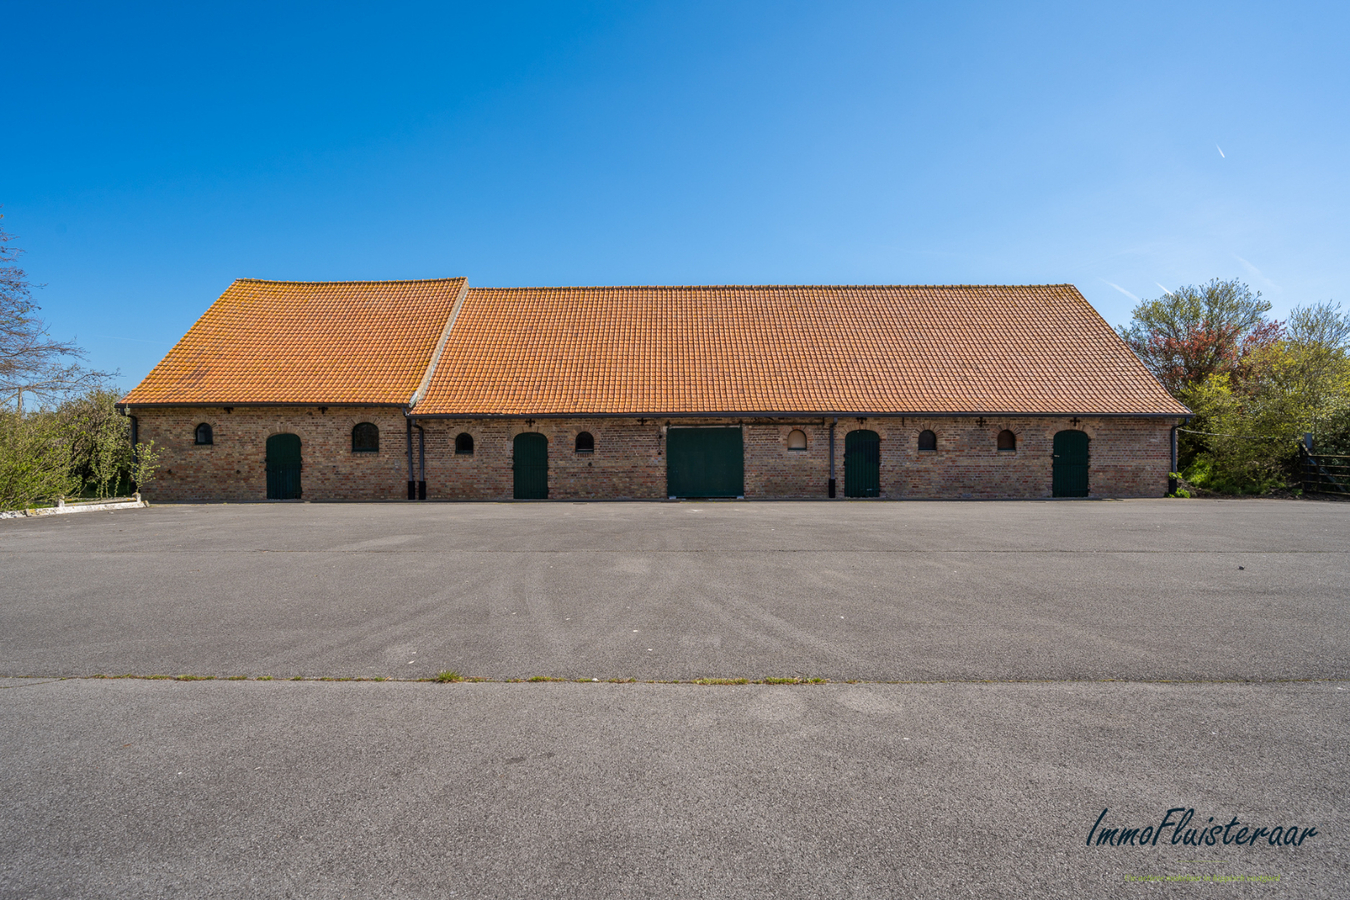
[1181,302,1350,493]
[1116,278,1280,396]
[57,387,160,498]
[0,409,76,510]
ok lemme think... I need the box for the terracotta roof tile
[121,278,466,406]
[415,284,1186,416]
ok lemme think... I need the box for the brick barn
[118,278,1188,502]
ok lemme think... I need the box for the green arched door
[1052,430,1090,497]
[266,433,302,500]
[844,430,881,498]
[513,432,549,499]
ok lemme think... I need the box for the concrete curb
[0,495,147,519]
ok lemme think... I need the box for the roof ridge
[233,277,468,286]
[468,283,1079,291]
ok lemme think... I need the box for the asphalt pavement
[1,499,1346,898]
[0,499,1346,681]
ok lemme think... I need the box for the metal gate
[265,433,302,500]
[1301,446,1350,496]
[844,429,880,497]
[666,427,744,498]
[1052,430,1090,497]
[513,432,549,499]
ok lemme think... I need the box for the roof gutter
[403,409,1192,420]
[116,401,410,411]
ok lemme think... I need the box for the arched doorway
[1052,430,1090,497]
[513,432,549,499]
[844,429,881,497]
[266,433,302,500]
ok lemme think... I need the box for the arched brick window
[917,429,936,452]
[455,432,474,455]
[575,431,595,453]
[194,423,213,445]
[997,429,1017,452]
[352,423,379,453]
[787,429,807,451]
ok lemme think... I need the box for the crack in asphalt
[2,674,1346,687]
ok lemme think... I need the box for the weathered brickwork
[135,409,1175,502]
[134,406,410,502]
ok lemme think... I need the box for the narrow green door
[666,428,744,498]
[1052,430,1090,497]
[844,429,881,497]
[513,432,549,499]
[266,433,302,500]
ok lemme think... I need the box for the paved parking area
[0,499,1346,681]
[1,500,1346,898]
[2,677,1346,899]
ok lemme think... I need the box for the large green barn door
[1052,430,1090,497]
[666,428,744,498]
[266,433,302,500]
[844,429,881,497]
[513,432,549,499]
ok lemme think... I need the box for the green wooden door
[513,432,549,499]
[1052,430,1090,497]
[666,428,744,498]
[844,429,881,497]
[266,433,302,500]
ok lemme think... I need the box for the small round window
[787,429,807,451]
[917,429,936,452]
[455,433,474,455]
[575,431,594,453]
[194,423,213,445]
[997,429,1016,452]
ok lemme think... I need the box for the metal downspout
[406,418,415,500]
[828,417,837,498]
[1169,424,1179,495]
[413,422,426,500]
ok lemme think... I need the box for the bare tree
[1,212,108,410]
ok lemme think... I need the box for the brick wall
[132,406,410,502]
[133,408,1175,502]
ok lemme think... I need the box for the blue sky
[6,0,1347,390]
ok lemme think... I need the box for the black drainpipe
[406,417,415,500]
[1168,423,1179,495]
[128,413,139,493]
[413,421,427,500]
[828,417,837,498]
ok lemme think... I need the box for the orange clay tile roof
[414,284,1188,416]
[120,278,467,406]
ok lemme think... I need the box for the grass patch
[526,676,565,682]
[175,674,214,681]
[257,675,273,681]
[434,670,463,683]
[607,677,636,683]
[226,675,248,681]
[290,675,305,681]
[693,678,750,685]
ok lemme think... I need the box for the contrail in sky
[1217,144,1225,158]
[1155,282,1175,296]
[1102,280,1140,302]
